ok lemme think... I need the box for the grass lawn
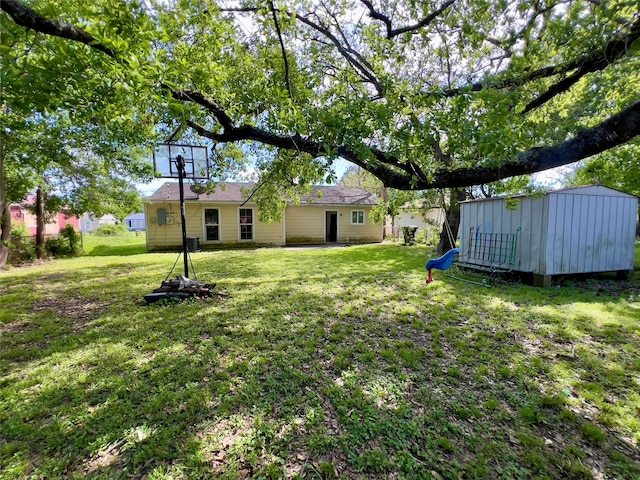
[1,241,639,479]
[81,231,147,257]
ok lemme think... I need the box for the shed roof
[143,182,378,206]
[460,185,637,204]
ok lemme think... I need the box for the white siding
[284,205,383,244]
[336,206,382,243]
[395,208,444,241]
[145,202,285,250]
[285,206,325,243]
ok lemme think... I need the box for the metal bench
[449,227,521,286]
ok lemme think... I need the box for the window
[204,208,220,241]
[239,208,254,240]
[351,210,365,225]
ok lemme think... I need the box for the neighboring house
[125,213,146,231]
[393,207,445,242]
[79,213,117,233]
[10,195,79,236]
[143,182,382,250]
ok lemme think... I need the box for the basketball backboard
[153,144,210,180]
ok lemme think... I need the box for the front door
[326,211,337,242]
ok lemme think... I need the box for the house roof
[143,182,379,206]
[10,194,37,207]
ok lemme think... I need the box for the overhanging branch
[1,0,116,58]
[220,5,385,96]
[167,86,235,130]
[428,15,640,107]
[360,0,457,38]
[185,93,640,190]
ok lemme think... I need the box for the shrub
[45,225,82,257]
[11,222,29,239]
[8,222,36,265]
[60,224,82,256]
[94,223,127,236]
[45,236,65,257]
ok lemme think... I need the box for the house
[10,195,79,236]
[142,182,382,250]
[458,185,638,287]
[124,213,146,231]
[79,213,117,233]
[393,207,445,243]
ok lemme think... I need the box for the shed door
[326,211,337,242]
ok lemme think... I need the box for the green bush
[10,222,30,239]
[61,224,82,256]
[45,236,65,256]
[8,222,36,265]
[94,223,127,236]
[45,224,82,257]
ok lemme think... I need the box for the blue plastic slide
[426,248,460,283]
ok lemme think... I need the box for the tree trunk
[381,186,388,239]
[35,185,45,259]
[0,202,10,269]
[436,188,466,255]
[0,126,8,269]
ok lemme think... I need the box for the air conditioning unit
[186,236,200,252]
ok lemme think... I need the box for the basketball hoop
[153,144,209,180]
[151,143,210,281]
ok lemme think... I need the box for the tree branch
[296,13,384,95]
[268,0,293,99]
[424,100,640,189]
[166,86,235,130]
[186,91,640,190]
[522,16,640,113]
[430,15,640,104]
[360,0,457,38]
[0,0,116,58]
[221,5,384,96]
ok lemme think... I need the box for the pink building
[10,195,79,236]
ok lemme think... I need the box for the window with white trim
[204,208,220,241]
[351,210,365,225]
[239,208,254,240]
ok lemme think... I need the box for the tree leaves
[2,0,639,198]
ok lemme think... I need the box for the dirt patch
[32,295,108,328]
[558,278,640,297]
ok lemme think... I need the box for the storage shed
[459,186,638,287]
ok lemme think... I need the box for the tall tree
[0,0,158,267]
[2,0,639,237]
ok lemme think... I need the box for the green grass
[81,231,147,256]
[1,241,639,479]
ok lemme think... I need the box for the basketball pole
[176,154,190,278]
